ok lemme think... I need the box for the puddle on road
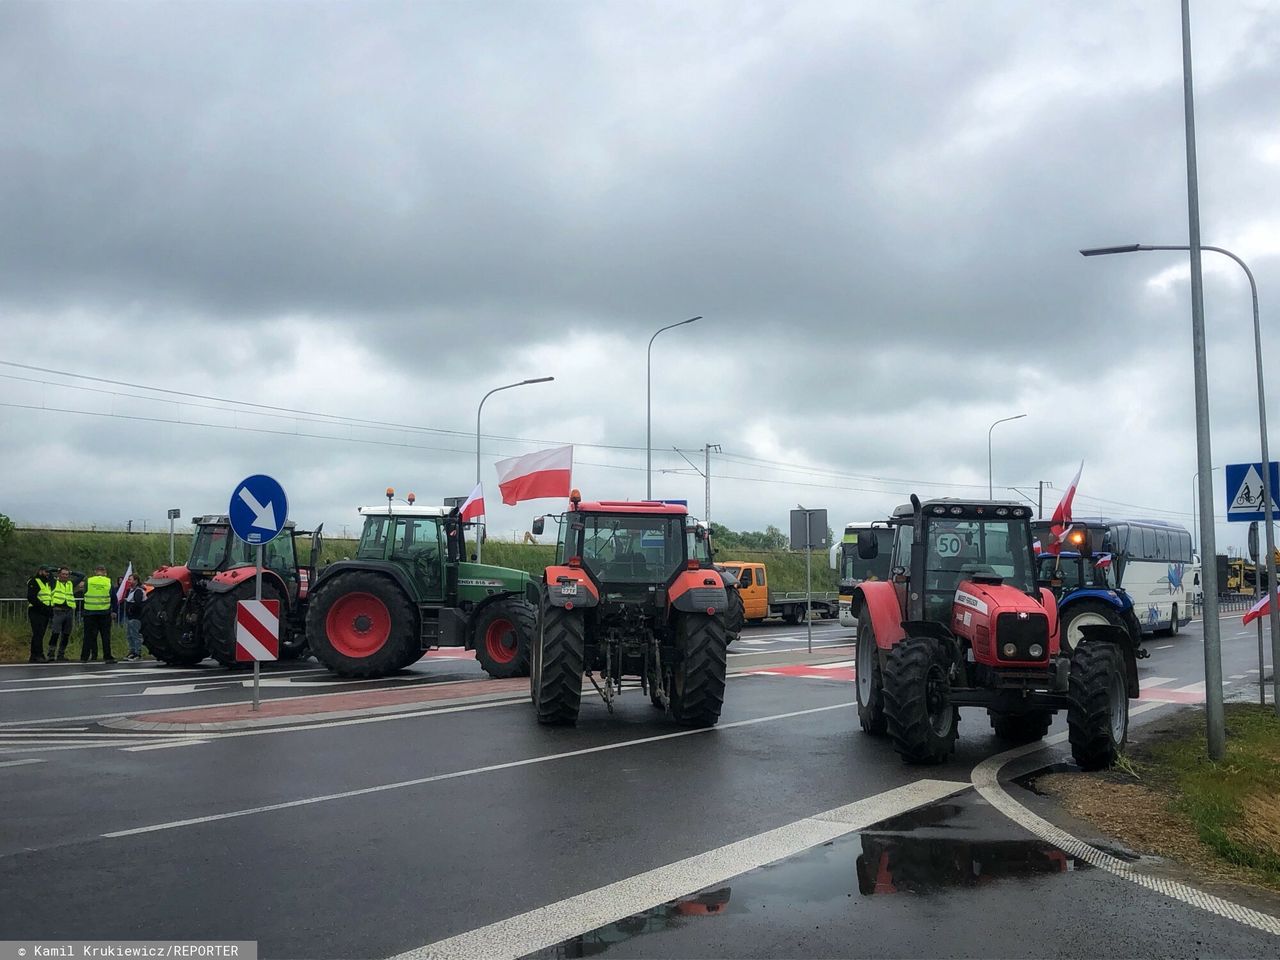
[526,800,1088,958]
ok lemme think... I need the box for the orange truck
[720,561,838,624]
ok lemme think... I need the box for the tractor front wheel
[855,615,887,735]
[473,599,535,679]
[306,572,417,678]
[533,605,584,725]
[988,709,1053,743]
[882,637,959,764]
[1068,641,1129,770]
[1061,600,1126,655]
[141,583,205,666]
[669,613,728,728]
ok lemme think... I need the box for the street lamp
[987,414,1027,499]
[475,376,554,560]
[1083,242,1279,715]
[1191,467,1218,554]
[647,316,701,499]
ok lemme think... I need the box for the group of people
[25,565,148,663]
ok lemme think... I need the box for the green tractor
[306,494,538,679]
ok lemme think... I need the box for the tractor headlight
[1029,643,1044,658]
[1002,642,1017,657]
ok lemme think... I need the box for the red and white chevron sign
[236,599,280,662]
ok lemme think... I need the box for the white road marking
[973,702,1280,937]
[1140,676,1177,687]
[1248,669,1260,674]
[1155,645,1173,650]
[121,739,210,752]
[812,659,856,669]
[1173,681,1207,694]
[101,703,853,839]
[0,668,327,695]
[391,778,970,960]
[1229,674,1247,681]
[0,758,46,768]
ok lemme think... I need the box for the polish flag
[1094,553,1113,570]
[495,445,573,506]
[1044,461,1084,556]
[1243,592,1271,625]
[459,483,485,522]
[115,562,133,605]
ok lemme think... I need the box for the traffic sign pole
[805,512,813,655]
[254,544,262,712]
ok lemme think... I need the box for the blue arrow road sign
[229,474,289,544]
[1224,461,1280,523]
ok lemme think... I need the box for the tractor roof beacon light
[407,492,416,505]
[570,488,582,507]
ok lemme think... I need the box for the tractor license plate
[560,582,578,596]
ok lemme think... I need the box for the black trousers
[81,612,114,661]
[28,608,50,660]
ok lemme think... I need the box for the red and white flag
[1243,592,1271,625]
[459,482,485,521]
[1044,461,1084,556]
[495,444,573,506]
[115,562,133,605]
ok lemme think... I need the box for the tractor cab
[861,499,1038,625]
[355,503,450,602]
[1037,551,1117,594]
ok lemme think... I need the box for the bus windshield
[839,528,894,584]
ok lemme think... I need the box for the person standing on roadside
[79,565,116,663]
[47,567,76,661]
[26,565,53,662]
[124,576,147,661]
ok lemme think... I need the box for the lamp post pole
[475,376,554,561]
[647,317,701,499]
[987,414,1027,499]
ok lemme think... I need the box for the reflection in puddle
[529,888,731,958]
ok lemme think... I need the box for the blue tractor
[1035,527,1144,655]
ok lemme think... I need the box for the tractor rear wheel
[1068,641,1128,770]
[204,580,289,669]
[669,613,728,728]
[473,599,535,679]
[882,637,959,764]
[306,572,417,678]
[725,587,745,643]
[1061,600,1126,655]
[141,583,206,666]
[533,605,584,725]
[855,615,887,735]
[988,709,1053,743]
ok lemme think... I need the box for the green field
[0,528,836,662]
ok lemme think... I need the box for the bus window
[1156,530,1168,560]
[1142,527,1155,559]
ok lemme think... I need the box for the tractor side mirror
[857,537,879,560]
[694,525,707,541]
[532,517,545,536]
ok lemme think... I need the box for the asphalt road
[0,615,1276,958]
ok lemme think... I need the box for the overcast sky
[2,0,1279,557]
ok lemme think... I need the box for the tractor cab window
[391,517,442,561]
[891,522,913,573]
[265,534,297,574]
[924,520,1034,594]
[188,526,232,569]
[686,525,712,565]
[580,515,684,582]
[358,516,391,559]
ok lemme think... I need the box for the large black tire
[669,613,728,728]
[725,587,745,642]
[882,637,959,764]
[306,571,418,679]
[533,604,584,725]
[855,615,887,735]
[1068,642,1128,771]
[988,709,1053,743]
[141,583,206,666]
[473,599,535,679]
[1061,599,1126,655]
[203,582,256,670]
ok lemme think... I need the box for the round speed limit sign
[934,533,963,557]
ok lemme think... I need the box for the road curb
[972,702,1280,937]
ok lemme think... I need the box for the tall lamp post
[987,414,1027,499]
[475,376,554,560]
[1083,243,1279,716]
[647,316,701,499]
[1191,467,1218,554]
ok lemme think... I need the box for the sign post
[167,508,181,565]
[1226,461,1277,706]
[790,507,828,655]
[229,474,288,712]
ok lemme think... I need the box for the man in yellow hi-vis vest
[26,564,54,662]
[47,567,77,661]
[79,565,116,663]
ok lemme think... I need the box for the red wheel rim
[326,592,391,658]
[484,617,519,664]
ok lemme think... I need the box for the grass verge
[1037,703,1280,893]
[0,616,134,664]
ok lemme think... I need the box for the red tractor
[529,493,731,727]
[850,496,1137,770]
[142,514,323,667]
